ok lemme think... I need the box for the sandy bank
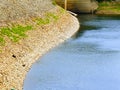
[0,6,79,90]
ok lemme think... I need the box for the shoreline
[96,10,120,15]
[0,7,79,90]
[96,1,120,15]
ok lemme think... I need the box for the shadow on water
[96,15,120,20]
[73,14,102,39]
[73,24,101,39]
[73,14,120,39]
[78,14,120,21]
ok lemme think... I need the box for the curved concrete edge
[22,12,80,90]
[0,7,80,90]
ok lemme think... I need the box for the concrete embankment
[0,0,79,90]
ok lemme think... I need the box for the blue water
[24,15,120,90]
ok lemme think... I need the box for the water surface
[24,15,120,90]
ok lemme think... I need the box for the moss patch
[0,8,65,47]
[0,25,32,45]
[36,12,59,25]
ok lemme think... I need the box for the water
[24,15,120,90]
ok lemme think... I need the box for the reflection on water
[24,15,120,90]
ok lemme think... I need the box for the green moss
[36,18,50,25]
[0,25,32,45]
[46,12,59,21]
[0,12,60,46]
[0,11,62,48]
[59,8,66,13]
[0,36,5,46]
[36,13,59,25]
